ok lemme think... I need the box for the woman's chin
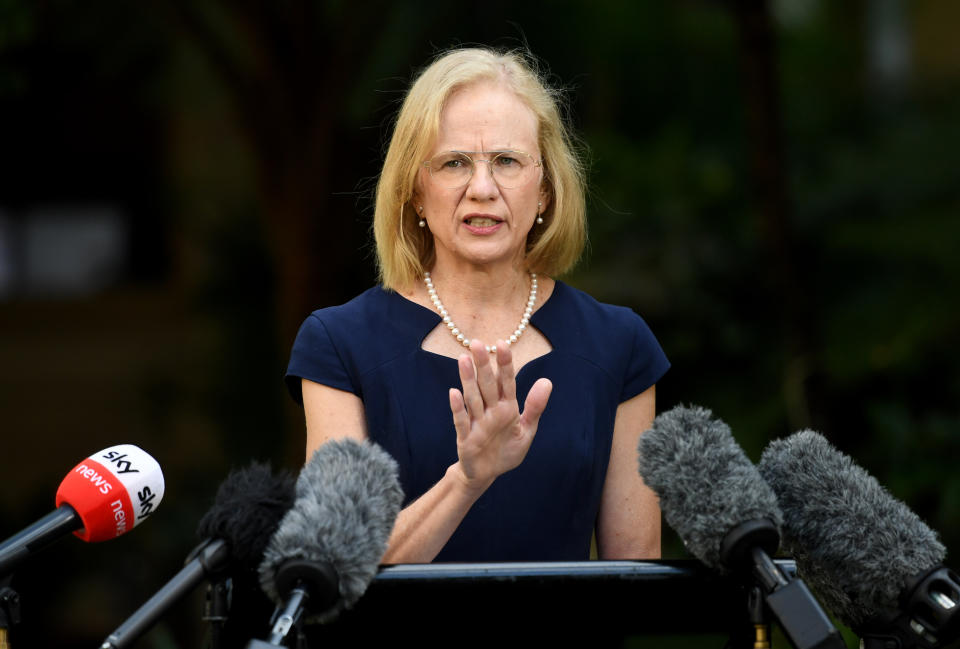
[442,243,524,270]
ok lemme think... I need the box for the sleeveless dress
[285,281,670,561]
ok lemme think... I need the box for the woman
[285,47,669,563]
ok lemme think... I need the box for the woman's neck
[427,256,530,310]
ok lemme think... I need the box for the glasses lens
[491,151,533,188]
[429,152,473,187]
[427,151,539,188]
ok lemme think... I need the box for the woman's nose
[466,159,499,198]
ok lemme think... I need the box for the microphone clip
[720,519,781,576]
[720,519,845,649]
[860,566,960,649]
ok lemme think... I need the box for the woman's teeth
[466,217,498,227]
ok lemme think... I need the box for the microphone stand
[0,574,21,649]
[721,520,844,649]
[726,585,772,649]
[0,506,79,576]
[101,539,230,649]
[748,586,772,649]
[244,560,338,649]
[246,587,308,648]
[203,577,231,649]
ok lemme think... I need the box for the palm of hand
[448,339,552,490]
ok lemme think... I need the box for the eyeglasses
[422,150,543,189]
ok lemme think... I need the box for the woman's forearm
[381,462,491,563]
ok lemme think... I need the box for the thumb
[520,378,552,428]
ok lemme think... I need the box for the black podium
[294,559,798,647]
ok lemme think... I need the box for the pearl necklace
[423,271,538,354]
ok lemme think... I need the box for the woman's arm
[302,378,369,450]
[595,385,661,559]
[302,379,476,562]
[301,338,552,564]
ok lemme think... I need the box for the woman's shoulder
[287,286,438,401]
[289,287,391,377]
[306,285,390,327]
[540,281,669,389]
[545,281,653,336]
[297,284,438,358]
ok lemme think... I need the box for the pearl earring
[417,205,425,228]
[536,201,543,225]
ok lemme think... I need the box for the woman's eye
[495,156,519,167]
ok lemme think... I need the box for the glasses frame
[421,150,543,189]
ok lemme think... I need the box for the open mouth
[463,216,502,227]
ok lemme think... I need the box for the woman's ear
[539,182,552,212]
[411,181,423,209]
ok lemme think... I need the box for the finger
[458,353,484,417]
[520,378,553,430]
[470,339,499,406]
[495,340,516,402]
[449,388,470,443]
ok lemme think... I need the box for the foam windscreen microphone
[101,462,295,649]
[759,430,960,649]
[0,444,164,576]
[638,405,845,649]
[249,439,403,648]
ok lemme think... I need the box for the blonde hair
[373,47,587,290]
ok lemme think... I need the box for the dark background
[1,1,958,647]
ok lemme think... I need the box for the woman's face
[415,81,548,273]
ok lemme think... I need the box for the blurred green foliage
[1,0,958,646]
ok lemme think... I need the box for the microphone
[638,405,845,649]
[101,462,296,649]
[758,430,960,648]
[250,438,403,648]
[0,444,164,576]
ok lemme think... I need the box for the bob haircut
[373,47,587,290]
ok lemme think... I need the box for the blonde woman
[285,48,669,563]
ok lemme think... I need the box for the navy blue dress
[285,281,669,561]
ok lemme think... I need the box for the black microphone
[759,430,960,649]
[0,445,165,577]
[638,405,845,649]
[101,462,295,649]
[249,438,403,648]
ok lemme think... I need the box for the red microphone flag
[55,444,165,543]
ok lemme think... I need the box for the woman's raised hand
[448,339,552,493]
